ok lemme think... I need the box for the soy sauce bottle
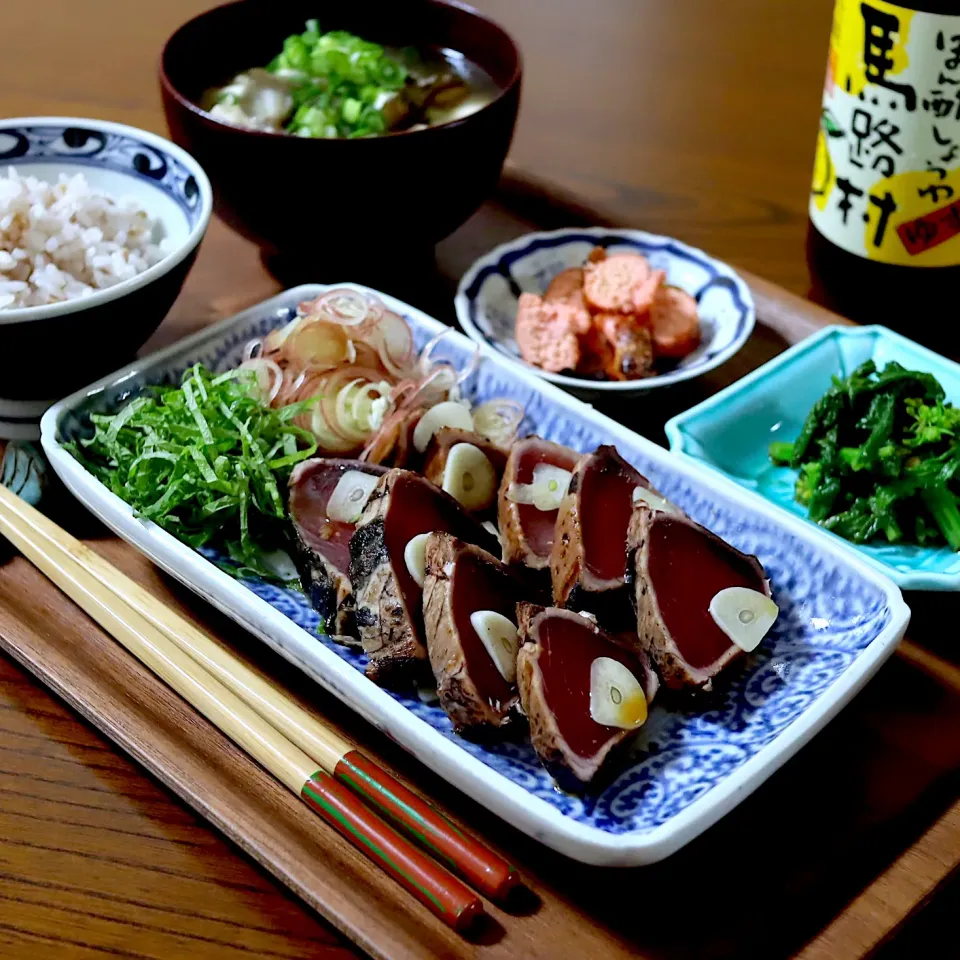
[807,0,960,345]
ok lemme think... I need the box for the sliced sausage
[650,285,701,359]
[544,267,592,334]
[544,267,585,305]
[515,292,581,373]
[583,253,652,313]
[629,268,667,315]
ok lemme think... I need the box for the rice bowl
[0,116,212,440]
[0,167,170,310]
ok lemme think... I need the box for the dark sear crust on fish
[498,436,580,572]
[349,468,499,687]
[516,604,659,791]
[291,523,350,638]
[422,533,526,735]
[549,445,659,628]
[626,503,773,693]
[288,458,387,644]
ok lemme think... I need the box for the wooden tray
[3,171,960,959]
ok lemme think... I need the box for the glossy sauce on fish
[451,553,521,706]
[537,614,643,759]
[647,517,766,669]
[386,473,496,629]
[290,461,370,573]
[579,457,641,582]
[515,443,579,559]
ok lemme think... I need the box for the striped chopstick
[0,483,518,901]
[0,485,486,931]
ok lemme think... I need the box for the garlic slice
[441,443,497,511]
[412,401,474,453]
[404,532,432,588]
[327,470,380,523]
[631,485,681,516]
[589,657,648,729]
[505,463,573,512]
[469,610,519,683]
[708,587,779,652]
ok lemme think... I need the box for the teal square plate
[665,325,960,591]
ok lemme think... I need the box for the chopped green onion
[374,57,407,89]
[283,35,311,72]
[214,20,420,138]
[341,97,362,124]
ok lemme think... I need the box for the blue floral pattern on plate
[47,286,907,861]
[0,122,203,227]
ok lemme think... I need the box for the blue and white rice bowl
[0,117,212,439]
[455,227,756,399]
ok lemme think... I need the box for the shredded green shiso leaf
[769,360,960,551]
[65,365,318,581]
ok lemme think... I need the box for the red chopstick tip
[453,896,485,933]
[491,865,524,901]
[335,750,519,901]
[301,771,482,932]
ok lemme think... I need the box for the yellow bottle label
[810,0,960,265]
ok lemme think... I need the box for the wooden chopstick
[0,484,484,931]
[0,482,519,901]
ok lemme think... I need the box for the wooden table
[3,1,960,957]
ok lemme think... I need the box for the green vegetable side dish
[768,360,960,552]
[204,20,497,138]
[65,365,318,581]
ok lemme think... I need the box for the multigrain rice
[0,167,168,310]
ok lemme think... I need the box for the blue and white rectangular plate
[41,286,910,867]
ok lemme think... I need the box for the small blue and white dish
[43,288,909,865]
[666,324,960,591]
[455,227,756,399]
[0,117,212,440]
